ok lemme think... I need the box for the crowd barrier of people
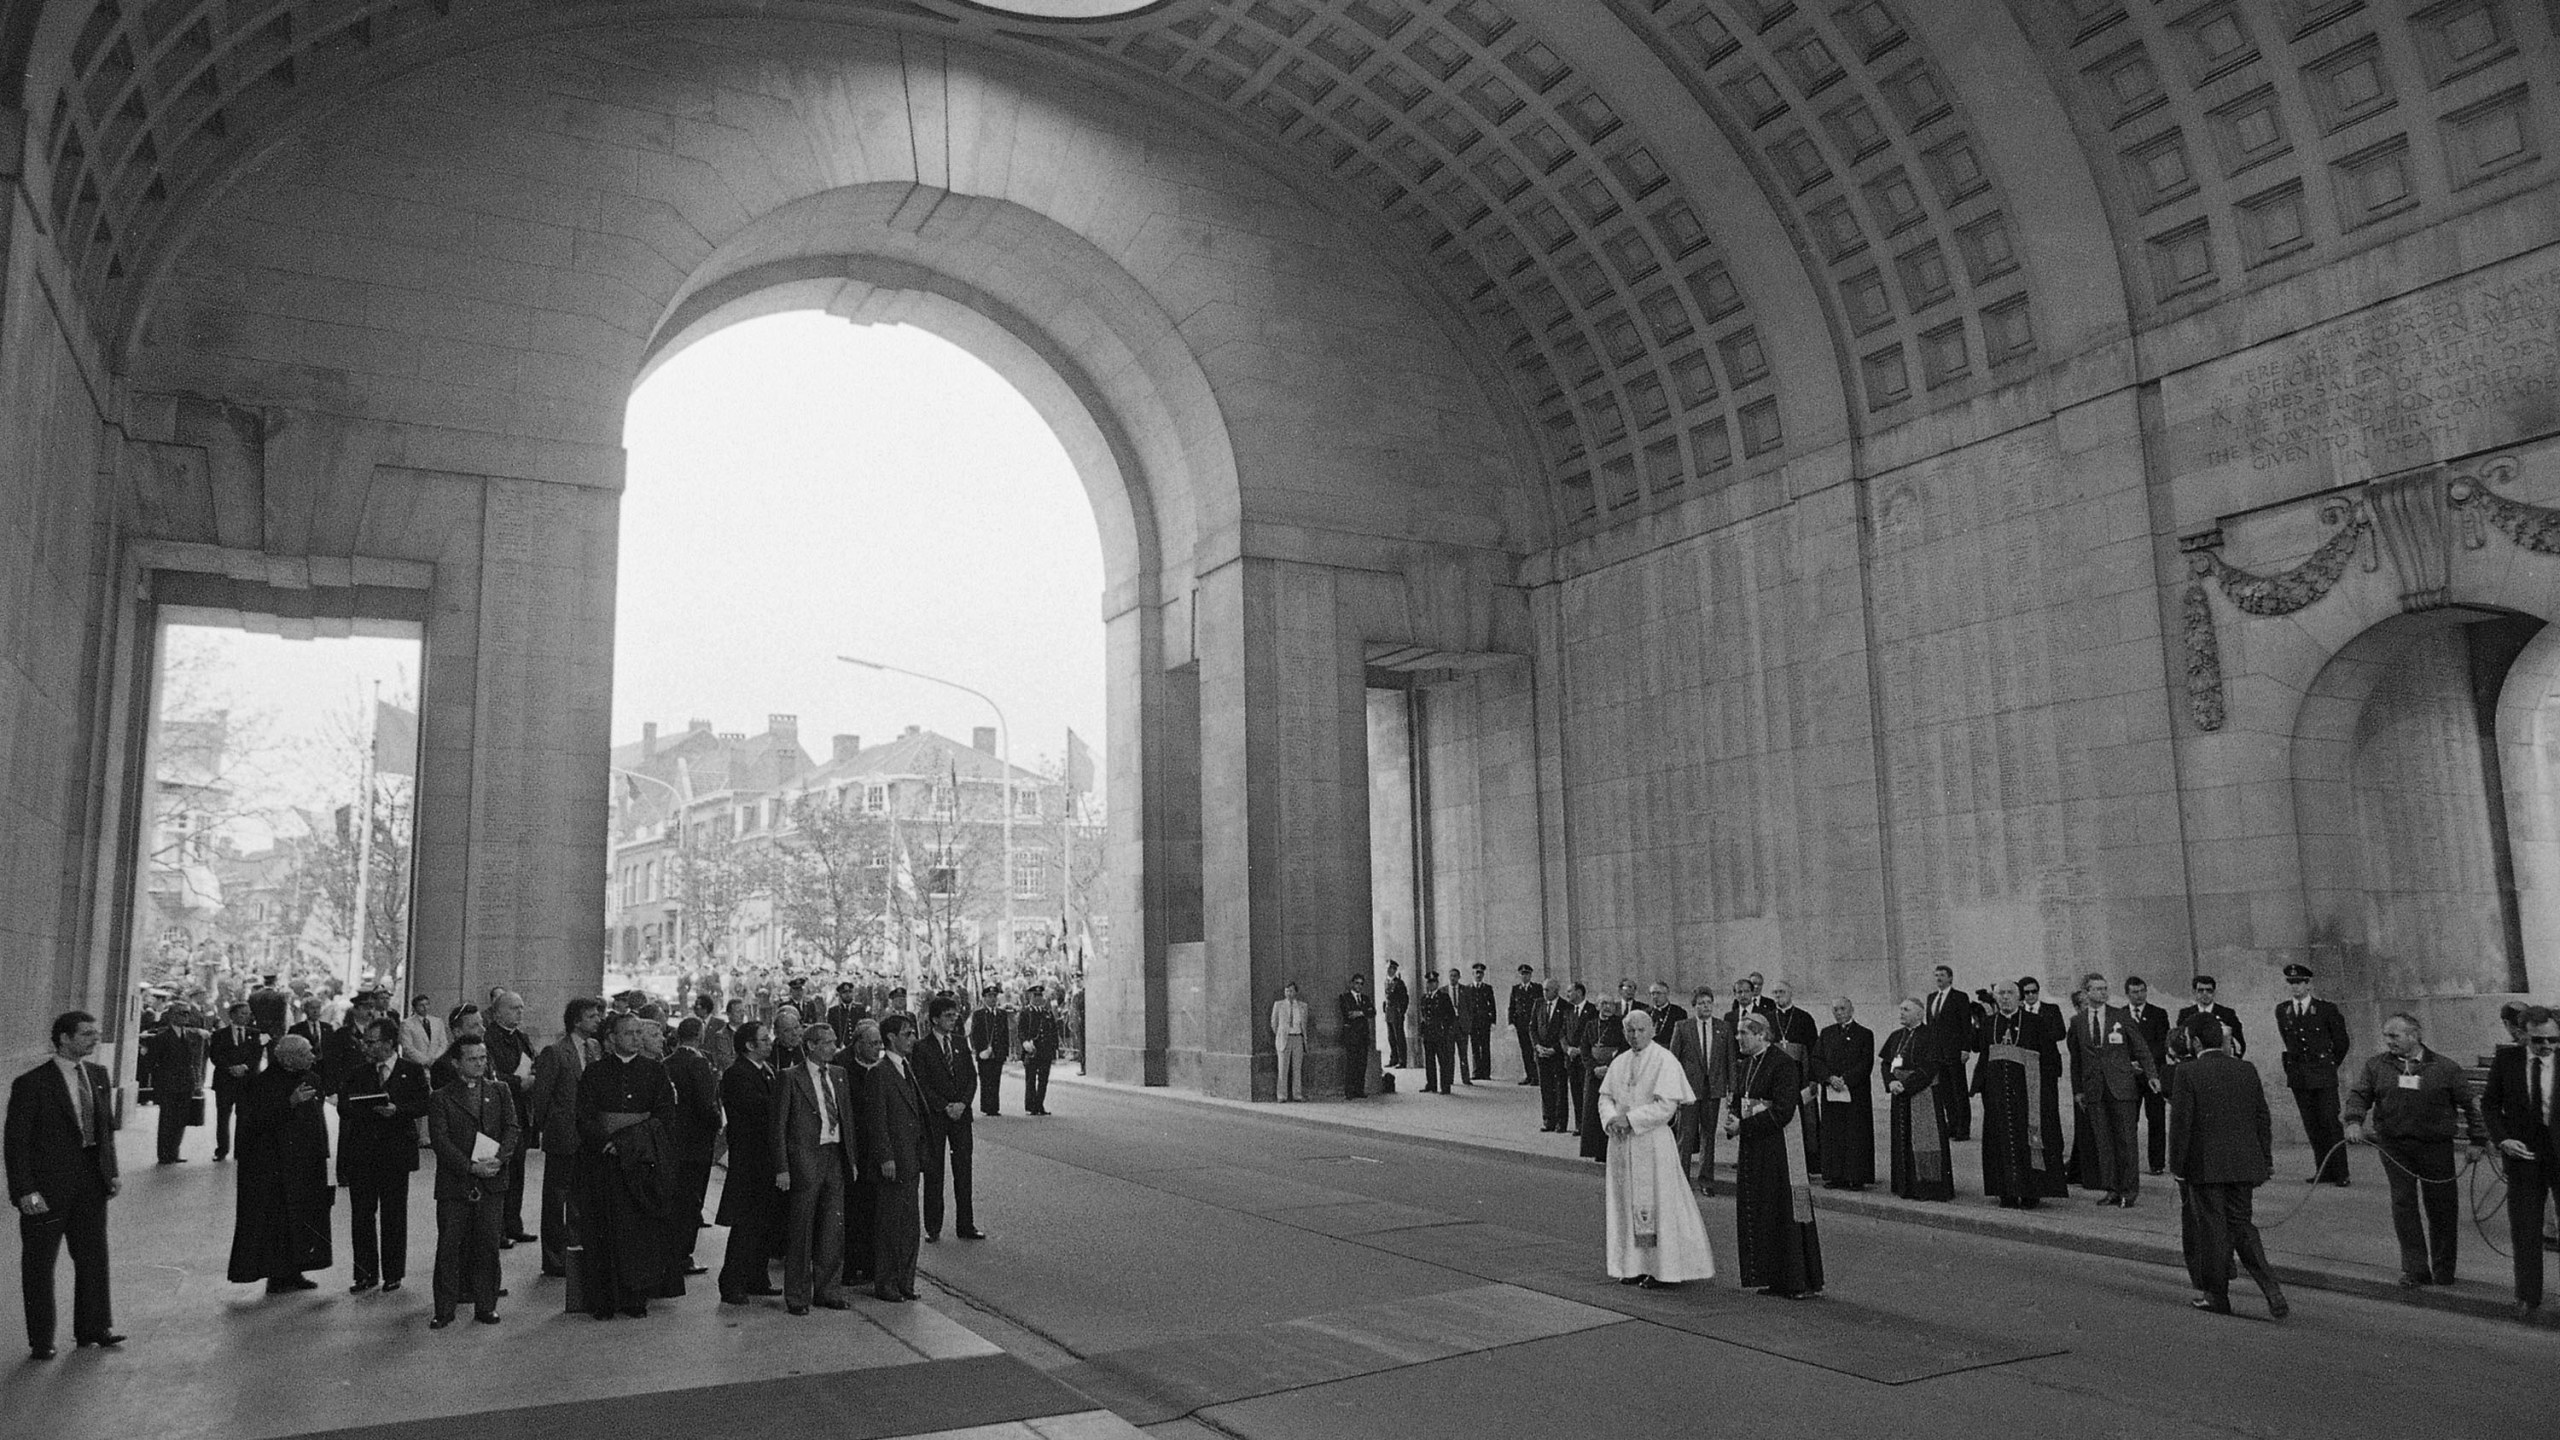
[8,974,1075,1357]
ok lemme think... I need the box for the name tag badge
[2108,1027,2125,1045]
[2397,1073,2422,1090]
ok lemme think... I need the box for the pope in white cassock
[1600,1009,1717,1288]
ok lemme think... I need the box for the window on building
[864,784,888,814]
[1014,785,1041,819]
[926,846,959,897]
[1011,847,1049,899]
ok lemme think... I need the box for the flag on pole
[373,701,419,776]
[1065,728,1096,798]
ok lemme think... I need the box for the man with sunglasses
[2483,1006,2560,1323]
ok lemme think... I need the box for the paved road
[923,1086,2541,1440]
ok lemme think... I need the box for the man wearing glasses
[2483,1006,2560,1323]
[2174,976,2247,1062]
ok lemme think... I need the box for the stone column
[1196,557,1373,1099]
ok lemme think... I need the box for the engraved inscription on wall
[2164,257,2560,517]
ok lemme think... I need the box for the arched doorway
[2293,606,2548,1033]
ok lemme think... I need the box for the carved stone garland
[2175,498,2367,733]
[2446,456,2560,552]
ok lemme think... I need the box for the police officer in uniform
[2275,964,2351,1185]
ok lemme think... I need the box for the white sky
[615,314,1108,783]
[157,623,420,850]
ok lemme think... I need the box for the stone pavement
[1054,1065,2554,1329]
[0,1117,1145,1440]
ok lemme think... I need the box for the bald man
[227,1036,334,1292]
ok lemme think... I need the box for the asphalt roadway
[924,1082,2544,1440]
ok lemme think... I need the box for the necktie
[70,1068,93,1145]
[2537,1057,2551,1126]
[813,1067,833,1137]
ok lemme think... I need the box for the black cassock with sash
[1881,1027,1954,1201]
[227,1065,334,1280]
[1974,1008,2069,1205]
[1729,1048,1823,1294]
[1811,1021,1876,1187]
[575,1051,682,1314]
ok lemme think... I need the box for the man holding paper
[427,1035,518,1328]
[336,1019,432,1293]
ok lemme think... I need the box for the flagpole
[352,682,376,996]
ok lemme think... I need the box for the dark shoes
[2516,1301,2541,1324]
[1638,1277,1681,1290]
[474,1313,501,1325]
[956,1228,989,1241]
[683,1264,709,1276]
[507,1232,539,1244]
[381,1280,402,1293]
[786,1304,810,1316]
[872,1287,907,1303]
[429,1317,454,1330]
[2397,1273,2429,1289]
[267,1276,317,1293]
[814,1297,852,1310]
[1617,1274,1646,1286]
[349,1281,376,1294]
[2190,1295,2233,1315]
[2262,1285,2289,1319]
[923,1232,939,1244]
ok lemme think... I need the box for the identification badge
[2397,1073,2422,1090]
[2108,1027,2125,1045]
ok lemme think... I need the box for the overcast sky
[615,314,1108,785]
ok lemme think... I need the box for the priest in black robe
[226,1035,334,1291]
[1577,999,1628,1162]
[576,1011,681,1318]
[1811,998,1875,1189]
[1973,982,2069,1208]
[1726,1015,1824,1298]
[1881,999,1954,1201]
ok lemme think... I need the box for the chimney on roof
[832,734,861,763]
[688,718,713,734]
[769,713,798,740]
[642,722,658,759]
[903,724,920,737]
[972,727,998,755]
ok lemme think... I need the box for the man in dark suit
[840,1021,886,1285]
[1507,966,1543,1086]
[771,1023,854,1314]
[1460,964,1498,1081]
[207,1002,263,1162]
[1016,986,1060,1115]
[715,1022,783,1304]
[7,1012,124,1359]
[1923,966,1977,1141]
[1338,975,1377,1098]
[664,1017,721,1277]
[2173,975,2247,1060]
[2274,964,2352,1184]
[917,998,987,1243]
[247,976,289,1038]
[862,1014,930,1303]
[336,1018,433,1293]
[2070,974,2162,1207]
[425,1034,517,1328]
[1382,961,1410,1069]
[967,987,1011,1116]
[142,1002,208,1165]
[2122,976,2174,1176]
[1668,987,1733,1191]
[1418,972,1460,1095]
[2168,1016,2285,1318]
[2485,1006,2560,1322]
[526,997,603,1276]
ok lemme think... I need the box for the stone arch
[2494,621,2560,999]
[2289,608,2540,1010]
[635,184,1229,608]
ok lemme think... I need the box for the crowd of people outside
[9,968,1079,1358]
[1309,958,2558,1322]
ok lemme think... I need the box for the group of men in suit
[719,993,997,1312]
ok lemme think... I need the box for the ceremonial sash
[1988,1042,2044,1174]
[1904,1072,1946,1183]
[1776,1093,1814,1223]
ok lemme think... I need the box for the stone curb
[1052,1073,2557,1331]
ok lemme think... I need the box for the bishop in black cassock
[1974,984,2069,1208]
[227,1036,333,1290]
[576,1014,681,1318]
[1727,1019,1824,1298]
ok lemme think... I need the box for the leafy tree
[770,795,894,969]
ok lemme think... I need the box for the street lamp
[611,765,688,972]
[836,655,1015,964]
